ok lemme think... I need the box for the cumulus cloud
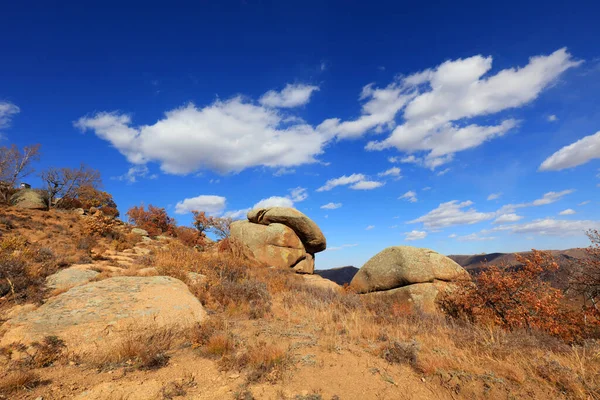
[350,180,385,190]
[75,93,330,175]
[494,213,523,223]
[532,190,575,206]
[259,83,320,108]
[289,187,308,202]
[317,82,416,139]
[175,195,227,215]
[487,192,502,201]
[539,131,600,171]
[499,189,575,213]
[405,230,427,241]
[506,218,598,236]
[548,114,558,122]
[112,165,158,183]
[360,48,580,168]
[321,202,342,209]
[316,174,366,191]
[0,101,20,130]
[317,173,383,191]
[456,233,496,242]
[378,167,402,178]
[399,190,417,203]
[410,200,495,229]
[253,196,294,209]
[559,209,576,215]
[273,167,296,176]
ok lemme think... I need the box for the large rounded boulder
[350,246,469,313]
[248,207,326,253]
[350,246,468,293]
[230,220,306,269]
[10,189,47,210]
[0,276,207,354]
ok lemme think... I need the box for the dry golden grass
[0,369,42,395]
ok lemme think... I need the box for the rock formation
[0,276,207,354]
[350,246,469,313]
[9,189,47,210]
[230,207,326,274]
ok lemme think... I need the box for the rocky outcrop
[9,189,47,210]
[45,267,100,291]
[350,246,469,313]
[0,276,207,354]
[248,207,326,253]
[231,207,326,274]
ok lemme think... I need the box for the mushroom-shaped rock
[247,207,326,253]
[230,220,306,269]
[350,246,468,294]
[0,276,207,354]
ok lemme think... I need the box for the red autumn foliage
[173,226,206,247]
[126,204,176,237]
[441,250,597,342]
[569,230,600,320]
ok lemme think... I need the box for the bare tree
[0,144,41,203]
[40,164,101,207]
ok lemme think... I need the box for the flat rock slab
[301,274,341,291]
[1,276,206,353]
[45,267,100,291]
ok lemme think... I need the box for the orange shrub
[126,204,176,237]
[441,250,588,342]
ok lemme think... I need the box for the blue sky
[1,1,599,269]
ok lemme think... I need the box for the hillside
[0,207,598,400]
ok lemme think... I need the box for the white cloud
[175,195,227,215]
[388,156,401,163]
[532,189,574,205]
[365,225,375,231]
[399,190,417,203]
[422,186,431,191]
[326,243,358,251]
[350,180,384,190]
[253,196,294,209]
[436,168,450,176]
[410,200,495,229]
[539,131,600,171]
[321,202,342,210]
[507,218,598,236]
[448,233,457,238]
[75,93,330,175]
[317,173,384,191]
[0,101,20,130]
[316,174,366,191]
[289,187,308,202]
[317,81,416,139]
[499,189,575,213]
[405,230,427,241]
[559,208,576,215]
[487,192,502,201]
[579,201,590,206]
[223,208,250,220]
[362,48,580,168]
[378,167,402,178]
[494,213,523,223]
[548,114,558,122]
[457,233,496,242]
[259,83,320,108]
[112,165,158,183]
[273,167,296,176]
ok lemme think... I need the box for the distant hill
[315,266,359,286]
[448,248,588,289]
